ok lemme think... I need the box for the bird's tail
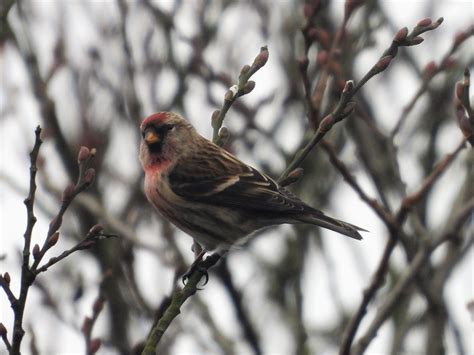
[298,212,366,240]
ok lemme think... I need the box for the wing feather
[168,146,308,213]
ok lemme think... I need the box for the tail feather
[299,212,366,240]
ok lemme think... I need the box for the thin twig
[341,139,467,354]
[211,46,269,146]
[141,254,221,355]
[351,199,472,355]
[11,126,42,355]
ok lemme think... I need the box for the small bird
[139,112,364,256]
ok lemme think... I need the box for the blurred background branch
[1,0,472,354]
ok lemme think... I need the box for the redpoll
[139,112,364,254]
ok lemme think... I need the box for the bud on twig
[225,86,238,101]
[240,64,251,75]
[33,244,40,260]
[77,146,91,163]
[417,18,432,27]
[93,296,105,314]
[83,168,96,185]
[373,56,392,74]
[253,46,269,69]
[423,61,438,78]
[342,80,355,95]
[62,184,76,202]
[342,101,356,117]
[408,36,424,46]
[319,114,334,133]
[82,317,92,334]
[90,338,102,353]
[243,81,256,94]
[394,27,409,43]
[0,323,7,336]
[47,232,60,248]
[3,272,10,285]
[88,224,104,236]
[280,168,304,187]
[211,110,221,129]
[218,127,230,146]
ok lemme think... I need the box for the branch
[283,18,444,183]
[339,236,397,355]
[211,46,269,146]
[11,126,42,355]
[0,323,11,352]
[34,225,116,274]
[6,130,111,354]
[391,23,474,138]
[321,140,394,226]
[397,139,467,220]
[351,199,472,355]
[141,254,221,355]
[82,275,109,355]
[341,139,467,354]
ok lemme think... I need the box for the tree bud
[417,18,432,27]
[224,88,235,102]
[319,114,334,133]
[62,184,76,202]
[218,127,230,146]
[374,56,392,73]
[409,37,424,46]
[47,232,60,248]
[93,296,105,314]
[423,61,438,78]
[3,272,10,285]
[240,64,251,75]
[211,110,221,129]
[342,80,355,94]
[33,244,41,260]
[82,317,92,334]
[83,168,95,185]
[243,81,256,94]
[253,46,269,68]
[88,224,104,236]
[77,146,90,163]
[280,168,304,187]
[90,339,102,353]
[394,27,408,42]
[0,323,6,336]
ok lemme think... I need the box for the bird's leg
[182,247,209,286]
[191,240,203,259]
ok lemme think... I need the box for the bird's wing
[169,147,308,212]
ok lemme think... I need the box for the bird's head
[139,112,195,171]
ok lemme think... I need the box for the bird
[139,112,365,257]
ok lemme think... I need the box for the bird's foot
[182,249,209,287]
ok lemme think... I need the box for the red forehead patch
[141,112,169,129]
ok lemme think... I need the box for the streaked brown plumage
[139,112,365,253]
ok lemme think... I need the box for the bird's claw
[181,248,209,287]
[181,264,209,288]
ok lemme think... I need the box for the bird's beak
[144,130,160,145]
